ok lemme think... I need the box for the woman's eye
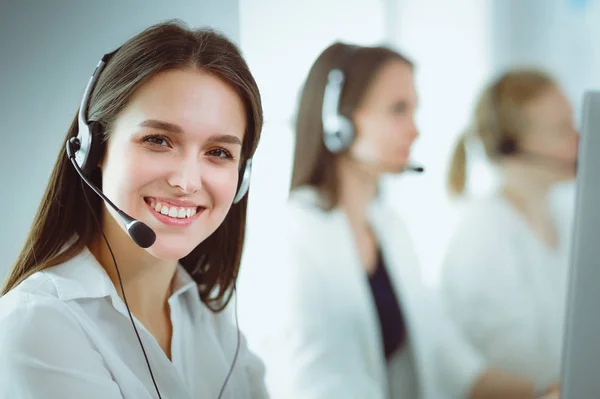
[143,135,169,147]
[208,148,233,159]
[392,103,407,114]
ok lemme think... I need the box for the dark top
[367,248,407,360]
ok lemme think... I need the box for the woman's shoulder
[0,277,84,356]
[287,187,332,218]
[0,248,108,327]
[450,194,515,242]
[2,248,98,300]
[1,267,62,306]
[285,186,345,235]
[441,195,523,286]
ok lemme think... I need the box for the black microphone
[406,165,425,173]
[66,137,157,249]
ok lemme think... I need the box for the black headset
[66,47,245,399]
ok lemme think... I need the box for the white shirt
[0,247,269,399]
[440,193,572,388]
[238,187,485,399]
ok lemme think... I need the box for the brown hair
[447,69,556,197]
[290,42,413,210]
[2,20,263,312]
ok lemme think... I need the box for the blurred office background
[1,0,598,315]
[238,0,600,297]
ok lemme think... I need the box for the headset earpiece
[498,137,518,156]
[233,158,252,204]
[322,69,355,153]
[487,77,521,159]
[321,45,360,154]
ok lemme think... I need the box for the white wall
[491,0,600,125]
[0,1,240,279]
[383,0,493,287]
[236,0,389,348]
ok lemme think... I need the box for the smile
[144,197,205,226]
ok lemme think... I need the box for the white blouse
[440,193,572,389]
[0,247,268,399]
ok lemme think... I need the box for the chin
[558,173,577,182]
[555,166,578,182]
[144,238,199,261]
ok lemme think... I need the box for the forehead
[361,60,416,106]
[115,68,246,139]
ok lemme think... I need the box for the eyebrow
[139,119,242,145]
[139,119,183,133]
[207,134,242,146]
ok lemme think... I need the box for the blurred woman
[244,44,561,399]
[441,69,578,395]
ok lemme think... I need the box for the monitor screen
[561,90,600,398]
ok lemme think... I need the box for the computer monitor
[561,90,600,399]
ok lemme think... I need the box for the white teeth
[148,198,199,219]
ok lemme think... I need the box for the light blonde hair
[447,69,557,197]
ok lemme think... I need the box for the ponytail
[447,134,468,197]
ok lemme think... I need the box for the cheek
[542,136,578,159]
[203,166,240,205]
[375,118,409,150]
[101,147,156,203]
[355,117,386,146]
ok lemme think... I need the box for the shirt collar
[46,246,198,303]
[170,263,198,301]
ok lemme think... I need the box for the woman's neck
[336,156,379,231]
[336,156,381,274]
[89,208,178,320]
[500,169,558,249]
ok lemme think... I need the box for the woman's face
[100,68,246,260]
[351,60,419,174]
[519,86,579,182]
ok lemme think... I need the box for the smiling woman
[0,20,267,399]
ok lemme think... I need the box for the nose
[168,156,202,194]
[408,117,419,141]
